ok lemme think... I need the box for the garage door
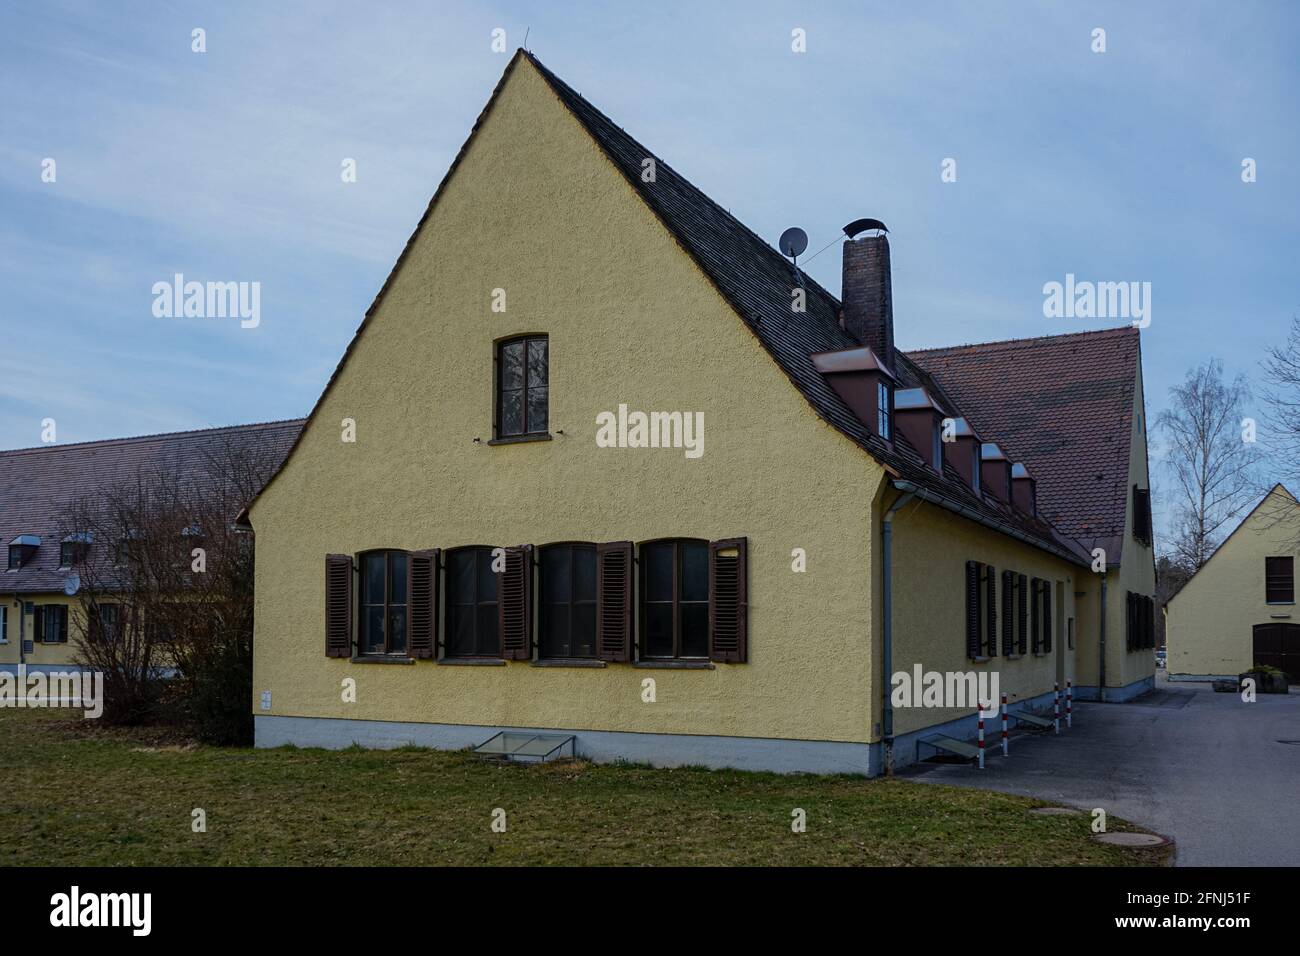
[1252,623,1300,682]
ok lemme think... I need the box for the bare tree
[1262,316,1300,541]
[61,431,281,739]
[1156,359,1260,569]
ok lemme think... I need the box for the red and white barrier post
[1053,682,1060,735]
[1066,679,1073,729]
[1000,692,1008,756]
[977,707,986,769]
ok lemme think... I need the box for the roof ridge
[0,418,307,457]
[906,325,1137,355]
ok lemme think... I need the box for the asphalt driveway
[902,674,1300,866]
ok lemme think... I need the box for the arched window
[640,539,709,660]
[445,546,500,658]
[539,543,597,659]
[495,335,549,438]
[359,550,409,656]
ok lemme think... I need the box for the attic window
[7,535,40,571]
[495,335,549,439]
[1132,486,1153,546]
[60,532,92,568]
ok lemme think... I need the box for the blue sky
[2,1,1297,537]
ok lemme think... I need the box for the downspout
[1099,576,1108,703]
[881,489,914,777]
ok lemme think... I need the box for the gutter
[880,489,914,777]
[890,480,1087,568]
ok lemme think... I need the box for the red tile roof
[0,420,303,593]
[908,327,1142,564]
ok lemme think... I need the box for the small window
[496,335,549,438]
[539,544,597,659]
[446,547,500,657]
[359,551,409,656]
[1132,486,1153,546]
[59,541,87,568]
[0,606,7,643]
[1266,556,1294,604]
[7,545,22,570]
[932,422,943,470]
[92,604,121,642]
[971,444,981,493]
[641,539,709,660]
[41,605,68,643]
[877,382,891,439]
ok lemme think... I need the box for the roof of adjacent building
[0,420,303,594]
[524,51,1103,565]
[907,327,1143,563]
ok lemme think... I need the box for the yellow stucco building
[1166,485,1300,681]
[243,51,1156,775]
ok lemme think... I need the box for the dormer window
[810,345,897,442]
[979,443,1012,503]
[60,532,92,568]
[7,535,40,570]
[894,387,945,472]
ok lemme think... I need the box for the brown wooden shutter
[34,606,45,643]
[325,554,353,658]
[1126,591,1135,651]
[1042,581,1053,653]
[984,564,997,657]
[499,545,533,660]
[965,560,980,659]
[709,537,748,663]
[409,549,440,660]
[1017,573,1027,655]
[1001,570,1014,655]
[596,541,633,662]
[1030,577,1041,653]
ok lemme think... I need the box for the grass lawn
[0,709,1169,866]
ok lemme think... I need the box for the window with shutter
[409,549,440,659]
[984,563,997,657]
[1017,573,1027,655]
[539,544,598,659]
[358,550,410,656]
[1265,556,1294,604]
[1030,577,1041,653]
[1042,581,1052,653]
[595,541,633,662]
[1132,486,1153,546]
[1001,570,1014,655]
[965,560,980,659]
[641,539,709,660]
[709,537,747,663]
[33,606,44,645]
[445,547,501,658]
[325,554,354,658]
[539,542,598,660]
[500,545,534,660]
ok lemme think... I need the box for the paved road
[902,674,1300,866]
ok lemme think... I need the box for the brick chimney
[842,234,894,367]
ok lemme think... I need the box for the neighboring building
[1166,484,1300,682]
[0,421,302,674]
[243,50,1156,775]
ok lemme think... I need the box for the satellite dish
[843,218,888,239]
[779,227,808,259]
[63,573,80,596]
